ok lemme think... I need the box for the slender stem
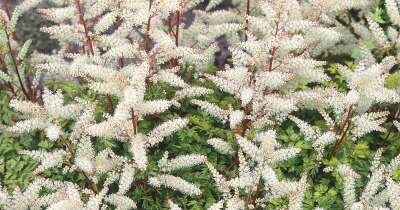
[243,0,251,41]
[81,171,98,193]
[3,27,30,100]
[25,74,36,102]
[245,0,250,31]
[268,47,277,72]
[0,52,6,73]
[144,0,153,53]
[225,154,239,171]
[229,105,252,177]
[132,178,149,187]
[383,108,400,142]
[267,22,279,71]
[335,12,360,40]
[131,109,138,135]
[74,0,94,55]
[175,10,180,47]
[328,106,354,159]
[166,11,180,67]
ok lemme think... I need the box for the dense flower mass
[0,0,400,209]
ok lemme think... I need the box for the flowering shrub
[0,0,400,209]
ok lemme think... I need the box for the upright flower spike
[191,99,229,121]
[366,15,390,48]
[145,117,189,147]
[106,194,137,210]
[337,165,361,209]
[207,138,234,155]
[351,111,389,139]
[336,153,400,209]
[74,137,96,174]
[386,0,400,27]
[129,134,148,171]
[7,89,83,141]
[8,0,42,33]
[158,153,207,172]
[117,164,136,195]
[19,150,66,174]
[148,174,202,196]
[289,115,320,141]
[338,61,399,112]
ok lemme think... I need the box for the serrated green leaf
[386,71,400,89]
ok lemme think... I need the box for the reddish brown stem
[144,0,153,53]
[328,106,354,159]
[225,154,239,171]
[25,75,37,102]
[268,47,277,72]
[166,11,180,67]
[74,0,94,55]
[267,22,280,72]
[131,109,138,135]
[175,10,180,47]
[383,108,400,142]
[245,0,250,31]
[132,179,149,187]
[0,52,7,73]
[228,105,252,175]
[3,26,31,100]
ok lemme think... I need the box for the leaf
[352,142,370,159]
[17,39,32,60]
[370,7,385,24]
[385,71,400,89]
[393,168,400,182]
[351,47,361,60]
